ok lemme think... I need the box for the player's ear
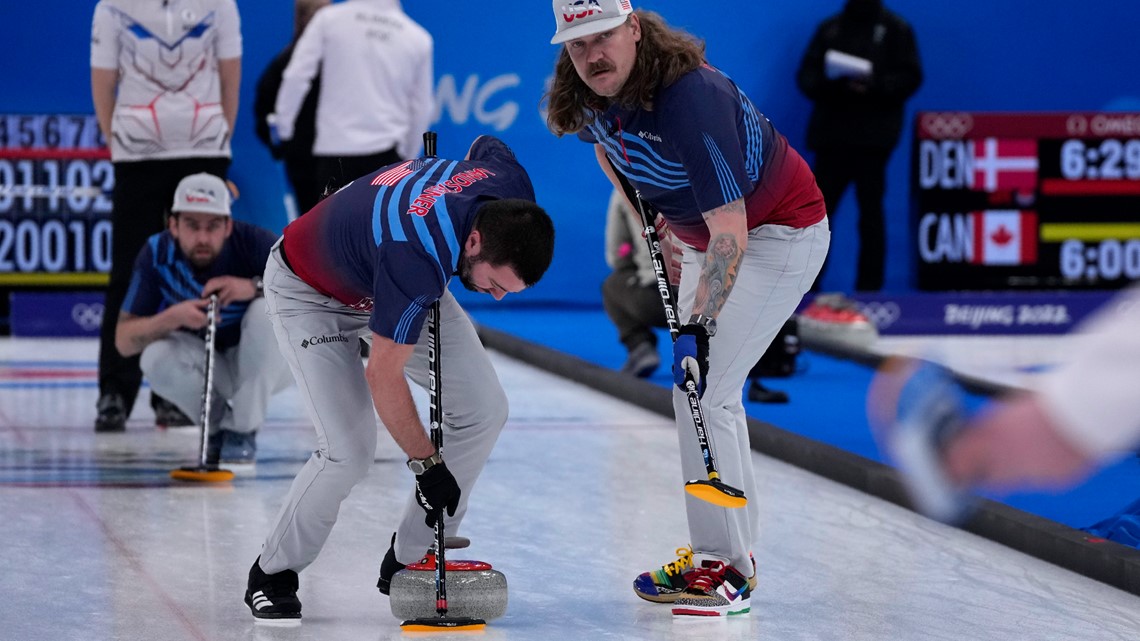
[465,229,482,255]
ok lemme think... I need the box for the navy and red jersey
[122,220,278,350]
[580,65,824,251]
[282,135,535,344]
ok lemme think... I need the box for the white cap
[171,173,231,216]
[551,0,634,45]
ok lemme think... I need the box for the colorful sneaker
[633,546,696,603]
[245,556,301,623]
[671,556,751,617]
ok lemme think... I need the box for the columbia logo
[638,131,662,142]
[301,334,350,348]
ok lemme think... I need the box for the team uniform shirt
[90,0,242,162]
[275,0,434,159]
[580,65,824,251]
[122,221,278,350]
[281,136,535,344]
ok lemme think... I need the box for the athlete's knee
[450,392,508,440]
[139,338,186,385]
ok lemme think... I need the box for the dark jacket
[253,44,320,161]
[797,1,923,150]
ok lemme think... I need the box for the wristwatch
[688,314,717,337]
[407,451,443,475]
[252,275,264,297]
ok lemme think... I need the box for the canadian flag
[971,138,1038,193]
[971,210,1038,265]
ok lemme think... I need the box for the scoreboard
[912,111,1140,290]
[0,113,113,287]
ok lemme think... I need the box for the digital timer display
[913,111,1140,290]
[0,114,113,286]
[1059,139,1140,181]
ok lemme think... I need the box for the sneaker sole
[245,595,301,624]
[633,587,683,604]
[672,605,751,617]
[252,616,302,626]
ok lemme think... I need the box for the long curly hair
[544,10,706,136]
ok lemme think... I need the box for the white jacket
[90,0,242,161]
[274,0,434,159]
[1040,284,1140,458]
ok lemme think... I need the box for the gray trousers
[258,245,508,574]
[139,297,292,434]
[674,220,830,571]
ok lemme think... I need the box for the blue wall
[4,1,1137,304]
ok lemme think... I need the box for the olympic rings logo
[857,301,901,330]
[920,112,974,139]
[71,303,104,332]
[1066,115,1089,136]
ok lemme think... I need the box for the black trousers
[283,152,323,213]
[601,267,668,352]
[99,157,230,414]
[811,146,892,292]
[315,148,401,197]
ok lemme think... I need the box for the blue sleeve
[368,242,445,344]
[121,241,163,317]
[659,74,752,213]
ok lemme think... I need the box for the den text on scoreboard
[913,111,1140,290]
[0,114,112,287]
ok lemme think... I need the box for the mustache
[587,61,613,75]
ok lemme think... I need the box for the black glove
[414,461,461,528]
[673,324,710,398]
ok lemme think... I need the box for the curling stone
[389,553,508,621]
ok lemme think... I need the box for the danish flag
[971,210,1038,265]
[970,138,1038,193]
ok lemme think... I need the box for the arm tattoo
[692,200,746,318]
[692,233,741,317]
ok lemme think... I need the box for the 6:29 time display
[1060,139,1140,180]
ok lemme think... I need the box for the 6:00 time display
[1059,238,1140,281]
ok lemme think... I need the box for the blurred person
[254,0,331,213]
[545,0,829,617]
[796,0,922,292]
[242,136,555,623]
[868,284,1140,524]
[603,189,668,377]
[115,174,289,464]
[90,0,242,431]
[273,0,433,196]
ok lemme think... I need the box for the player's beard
[187,244,219,269]
[457,251,484,292]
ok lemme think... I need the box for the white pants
[673,220,830,571]
[258,244,509,574]
[139,297,292,434]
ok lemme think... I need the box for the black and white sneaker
[244,556,301,624]
[376,533,406,595]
